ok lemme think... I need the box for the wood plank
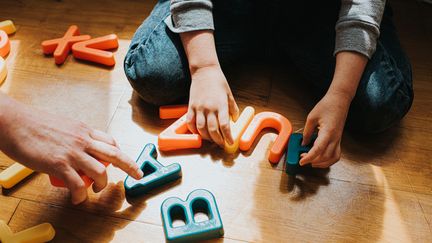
[0,195,20,223]
[416,193,432,233]
[7,199,245,242]
[0,0,431,242]
[5,143,432,242]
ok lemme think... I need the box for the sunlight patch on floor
[371,165,411,242]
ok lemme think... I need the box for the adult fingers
[76,154,108,193]
[207,112,224,146]
[86,140,142,180]
[89,129,118,148]
[196,111,210,141]
[186,108,198,134]
[299,130,331,166]
[218,106,233,145]
[59,167,88,205]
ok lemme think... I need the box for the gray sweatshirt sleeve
[335,0,386,58]
[164,0,214,33]
[165,0,385,58]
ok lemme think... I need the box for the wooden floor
[1,0,431,242]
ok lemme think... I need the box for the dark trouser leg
[124,0,189,105]
[279,3,413,133]
[124,0,256,106]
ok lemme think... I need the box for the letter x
[41,25,91,64]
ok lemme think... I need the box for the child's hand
[299,91,351,168]
[186,64,239,147]
[0,98,143,204]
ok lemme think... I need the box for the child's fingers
[196,111,210,141]
[207,112,224,146]
[86,140,142,180]
[302,115,317,146]
[218,106,233,145]
[299,130,331,166]
[186,108,198,134]
[60,168,88,205]
[311,162,331,168]
[76,154,108,193]
[312,156,339,168]
[228,94,239,121]
[310,141,339,167]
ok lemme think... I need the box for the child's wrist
[327,87,354,105]
[189,62,220,75]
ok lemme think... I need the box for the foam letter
[72,34,118,66]
[224,106,255,153]
[158,113,202,151]
[239,112,292,163]
[0,220,55,243]
[285,133,316,175]
[0,30,10,58]
[161,189,224,242]
[0,163,34,189]
[0,20,16,35]
[49,161,109,188]
[0,56,7,84]
[124,143,181,196]
[41,25,91,64]
[159,105,188,120]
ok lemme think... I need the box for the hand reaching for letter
[186,65,239,147]
[0,96,143,204]
[299,91,351,168]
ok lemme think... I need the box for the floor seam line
[7,199,21,225]
[104,86,127,132]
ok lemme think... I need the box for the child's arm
[165,0,239,146]
[300,0,386,167]
[0,92,143,204]
[180,30,239,147]
[300,52,367,168]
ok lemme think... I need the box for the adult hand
[0,96,143,204]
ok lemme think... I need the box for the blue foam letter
[124,143,181,196]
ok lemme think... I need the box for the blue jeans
[124,0,413,133]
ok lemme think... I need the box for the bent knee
[124,33,189,106]
[348,79,413,133]
[124,61,189,105]
[126,73,189,106]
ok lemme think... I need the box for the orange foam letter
[239,112,292,163]
[0,163,34,189]
[0,30,10,58]
[72,34,118,66]
[0,56,7,84]
[224,106,255,153]
[159,105,188,120]
[0,220,55,243]
[41,25,91,65]
[49,161,109,188]
[158,114,202,151]
[0,20,16,35]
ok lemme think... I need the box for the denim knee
[347,59,413,133]
[124,25,190,106]
[348,91,412,133]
